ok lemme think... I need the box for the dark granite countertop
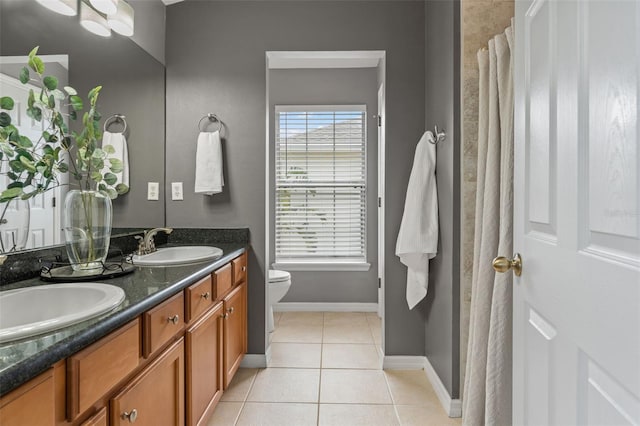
[0,243,247,397]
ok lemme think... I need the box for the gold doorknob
[492,253,523,276]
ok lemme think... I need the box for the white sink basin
[132,246,223,266]
[0,283,125,343]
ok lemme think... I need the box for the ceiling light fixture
[107,0,134,37]
[35,0,78,16]
[80,2,112,37]
[89,0,118,15]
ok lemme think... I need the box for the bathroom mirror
[0,0,166,253]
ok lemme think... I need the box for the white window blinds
[275,106,367,262]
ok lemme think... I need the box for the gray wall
[424,0,461,397]
[0,0,166,230]
[165,1,426,355]
[130,0,166,65]
[269,68,378,304]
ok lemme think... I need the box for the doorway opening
[265,51,386,362]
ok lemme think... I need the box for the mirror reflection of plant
[0,47,128,253]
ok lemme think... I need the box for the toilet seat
[269,269,291,283]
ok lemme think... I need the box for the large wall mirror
[0,0,165,254]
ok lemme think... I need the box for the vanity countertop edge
[0,243,247,397]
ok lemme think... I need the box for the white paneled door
[0,73,59,250]
[513,0,640,424]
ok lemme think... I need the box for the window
[275,105,367,267]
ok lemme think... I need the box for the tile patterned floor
[209,312,461,426]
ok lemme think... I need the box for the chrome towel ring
[198,113,222,133]
[103,114,127,134]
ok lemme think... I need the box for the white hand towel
[195,131,224,195]
[395,131,439,309]
[101,131,129,192]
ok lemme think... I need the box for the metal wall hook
[428,125,446,145]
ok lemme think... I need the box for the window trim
[274,104,369,266]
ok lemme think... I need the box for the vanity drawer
[143,292,184,358]
[67,319,140,420]
[185,274,214,323]
[213,263,232,299]
[232,253,247,285]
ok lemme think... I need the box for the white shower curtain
[463,23,514,426]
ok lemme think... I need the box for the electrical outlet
[147,182,159,201]
[172,182,184,201]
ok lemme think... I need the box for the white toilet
[268,269,291,332]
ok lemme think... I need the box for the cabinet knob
[201,292,211,300]
[227,307,235,314]
[122,409,138,423]
[167,314,180,324]
[241,266,247,272]
[221,313,228,319]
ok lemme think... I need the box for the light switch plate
[147,182,159,201]
[171,182,184,201]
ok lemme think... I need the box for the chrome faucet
[135,228,173,255]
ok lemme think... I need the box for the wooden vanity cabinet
[80,408,107,426]
[0,369,55,426]
[110,338,184,426]
[223,282,247,389]
[185,302,224,426]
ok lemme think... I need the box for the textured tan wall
[460,0,513,397]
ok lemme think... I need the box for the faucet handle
[134,235,146,255]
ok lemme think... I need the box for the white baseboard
[382,355,426,370]
[422,357,462,418]
[382,355,461,418]
[274,302,378,312]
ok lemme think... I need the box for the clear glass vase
[63,190,112,271]
[0,199,30,253]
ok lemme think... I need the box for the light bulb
[80,2,111,37]
[35,0,77,16]
[107,0,134,37]
[89,0,117,15]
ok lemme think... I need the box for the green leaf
[9,159,25,173]
[90,171,103,182]
[0,97,14,110]
[43,144,54,156]
[28,56,45,74]
[27,89,35,108]
[58,162,69,173]
[7,182,23,189]
[105,187,117,199]
[87,86,102,104]
[92,148,105,159]
[19,155,36,172]
[0,186,22,201]
[64,86,77,96]
[19,67,29,84]
[103,172,117,185]
[109,158,123,173]
[43,76,58,90]
[51,89,65,101]
[48,94,55,108]
[102,144,115,155]
[0,112,11,127]
[70,110,77,121]
[28,46,39,59]
[26,106,42,122]
[115,183,129,194]
[17,136,33,148]
[70,95,83,111]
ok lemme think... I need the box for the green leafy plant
[0,47,128,232]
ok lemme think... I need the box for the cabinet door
[0,369,54,426]
[223,282,247,389]
[110,338,184,426]
[186,302,224,426]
